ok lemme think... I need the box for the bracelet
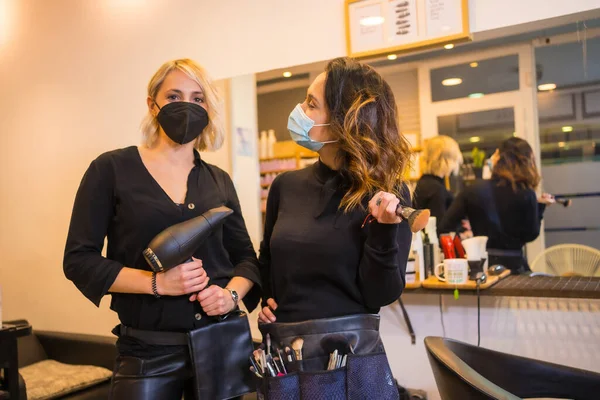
[151,272,160,298]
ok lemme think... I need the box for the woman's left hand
[368,191,403,224]
[193,285,235,316]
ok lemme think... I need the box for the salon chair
[424,336,600,400]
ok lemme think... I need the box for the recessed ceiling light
[468,93,484,98]
[558,142,566,148]
[387,54,397,60]
[470,62,479,68]
[538,83,556,91]
[442,78,462,86]
[282,71,292,78]
[444,43,454,50]
[360,16,385,26]
[562,126,573,133]
[470,136,481,143]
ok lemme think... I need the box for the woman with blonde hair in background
[64,59,260,399]
[413,135,463,232]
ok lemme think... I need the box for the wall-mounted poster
[346,0,470,58]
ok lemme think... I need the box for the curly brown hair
[492,137,540,191]
[324,57,411,212]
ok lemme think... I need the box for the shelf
[260,168,295,175]
[261,183,270,188]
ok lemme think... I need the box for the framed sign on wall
[345,0,470,58]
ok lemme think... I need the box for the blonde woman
[413,135,463,232]
[64,59,260,399]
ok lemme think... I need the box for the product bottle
[423,231,434,279]
[267,129,276,159]
[260,130,268,159]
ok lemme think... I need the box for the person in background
[440,137,555,274]
[64,59,260,399]
[413,135,463,233]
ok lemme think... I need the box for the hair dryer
[143,206,233,272]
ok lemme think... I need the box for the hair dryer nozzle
[143,206,233,272]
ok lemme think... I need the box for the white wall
[469,0,600,34]
[228,75,262,248]
[1,0,599,336]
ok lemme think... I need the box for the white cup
[434,259,469,284]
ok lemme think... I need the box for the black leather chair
[11,320,117,400]
[424,336,600,400]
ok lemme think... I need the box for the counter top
[404,275,600,299]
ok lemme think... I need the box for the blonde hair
[141,59,224,151]
[420,135,463,177]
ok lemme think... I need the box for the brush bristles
[408,209,430,233]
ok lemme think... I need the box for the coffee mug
[435,258,469,284]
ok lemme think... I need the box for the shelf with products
[259,141,319,213]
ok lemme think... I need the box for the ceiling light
[444,44,454,50]
[558,142,566,148]
[562,126,573,133]
[282,71,292,78]
[442,78,462,86]
[470,136,481,143]
[360,16,385,26]
[387,54,397,60]
[468,93,484,98]
[470,62,479,68]
[538,83,556,91]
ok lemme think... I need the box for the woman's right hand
[258,298,278,323]
[155,257,209,296]
[537,193,556,205]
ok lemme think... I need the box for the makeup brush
[291,337,304,361]
[285,346,294,362]
[266,333,272,356]
[397,206,431,233]
[320,334,352,356]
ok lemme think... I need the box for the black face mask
[155,101,209,145]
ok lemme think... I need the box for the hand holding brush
[363,191,430,233]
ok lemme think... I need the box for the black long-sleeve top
[259,160,412,323]
[412,174,453,232]
[439,178,546,250]
[64,146,261,336]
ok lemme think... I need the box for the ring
[376,198,382,206]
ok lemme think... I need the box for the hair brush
[397,206,430,233]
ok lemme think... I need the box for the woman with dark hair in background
[440,137,554,274]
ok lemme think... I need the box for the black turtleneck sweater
[412,174,453,232]
[259,161,412,323]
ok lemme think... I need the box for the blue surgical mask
[287,104,336,151]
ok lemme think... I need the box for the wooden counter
[404,275,600,299]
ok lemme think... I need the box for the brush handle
[396,205,416,219]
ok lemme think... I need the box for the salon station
[1,1,600,400]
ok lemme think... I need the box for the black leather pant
[109,351,195,400]
[109,351,245,400]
